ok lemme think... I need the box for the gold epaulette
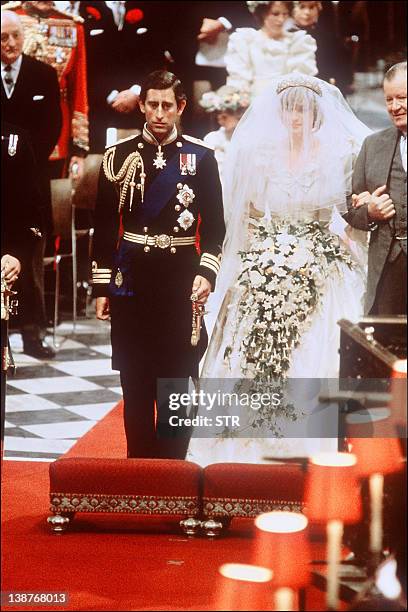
[182,134,214,150]
[51,8,84,23]
[105,134,139,149]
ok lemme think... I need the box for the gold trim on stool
[203,497,304,518]
[50,492,200,515]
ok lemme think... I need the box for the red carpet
[1,402,332,611]
[65,400,127,458]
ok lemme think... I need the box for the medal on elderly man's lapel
[8,133,18,157]
[180,153,196,176]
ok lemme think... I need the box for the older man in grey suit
[346,62,407,315]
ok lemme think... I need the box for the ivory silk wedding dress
[187,74,371,466]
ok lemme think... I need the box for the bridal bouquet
[230,218,356,380]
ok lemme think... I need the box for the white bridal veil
[202,73,371,376]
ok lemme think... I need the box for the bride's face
[286,104,314,136]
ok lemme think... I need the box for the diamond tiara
[276,77,323,96]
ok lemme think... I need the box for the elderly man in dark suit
[1,9,62,357]
[346,61,407,315]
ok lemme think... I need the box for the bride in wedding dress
[187,73,371,466]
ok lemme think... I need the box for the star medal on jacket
[7,133,18,157]
[176,183,195,230]
[180,153,196,175]
[153,145,166,170]
[176,184,195,207]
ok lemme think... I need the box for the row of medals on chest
[135,141,197,246]
[31,21,76,65]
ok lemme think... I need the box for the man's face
[384,72,407,133]
[1,17,24,65]
[293,2,320,28]
[139,88,186,141]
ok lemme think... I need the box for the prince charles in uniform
[92,71,225,459]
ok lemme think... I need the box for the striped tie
[4,65,14,94]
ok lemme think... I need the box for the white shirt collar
[142,123,178,147]
[1,55,23,74]
[400,133,407,172]
[1,55,23,98]
[105,1,126,10]
[105,1,126,29]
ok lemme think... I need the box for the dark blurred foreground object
[339,317,407,380]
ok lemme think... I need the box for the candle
[253,511,310,588]
[274,587,295,611]
[327,519,343,610]
[215,563,273,611]
[369,473,384,554]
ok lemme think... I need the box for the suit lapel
[11,54,29,101]
[381,127,399,233]
[378,127,399,186]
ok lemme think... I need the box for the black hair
[253,1,294,26]
[140,70,186,106]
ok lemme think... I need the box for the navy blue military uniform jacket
[92,125,225,374]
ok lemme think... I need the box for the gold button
[144,246,150,253]
[143,227,148,233]
[177,183,183,190]
[173,226,179,233]
[170,247,177,254]
[175,204,181,212]
[138,142,144,149]
[176,142,182,148]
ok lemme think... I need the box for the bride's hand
[191,275,211,305]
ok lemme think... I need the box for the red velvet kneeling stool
[201,463,305,536]
[48,457,203,534]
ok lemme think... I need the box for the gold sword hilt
[190,293,205,347]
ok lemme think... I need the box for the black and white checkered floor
[4,318,122,462]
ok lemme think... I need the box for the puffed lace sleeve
[286,30,317,76]
[225,28,256,91]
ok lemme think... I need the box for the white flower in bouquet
[278,243,293,256]
[271,266,287,278]
[259,251,273,266]
[249,270,265,287]
[298,238,314,250]
[260,237,275,251]
[276,233,297,246]
[286,248,312,270]
[271,295,282,306]
[271,252,286,267]
[283,302,296,315]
